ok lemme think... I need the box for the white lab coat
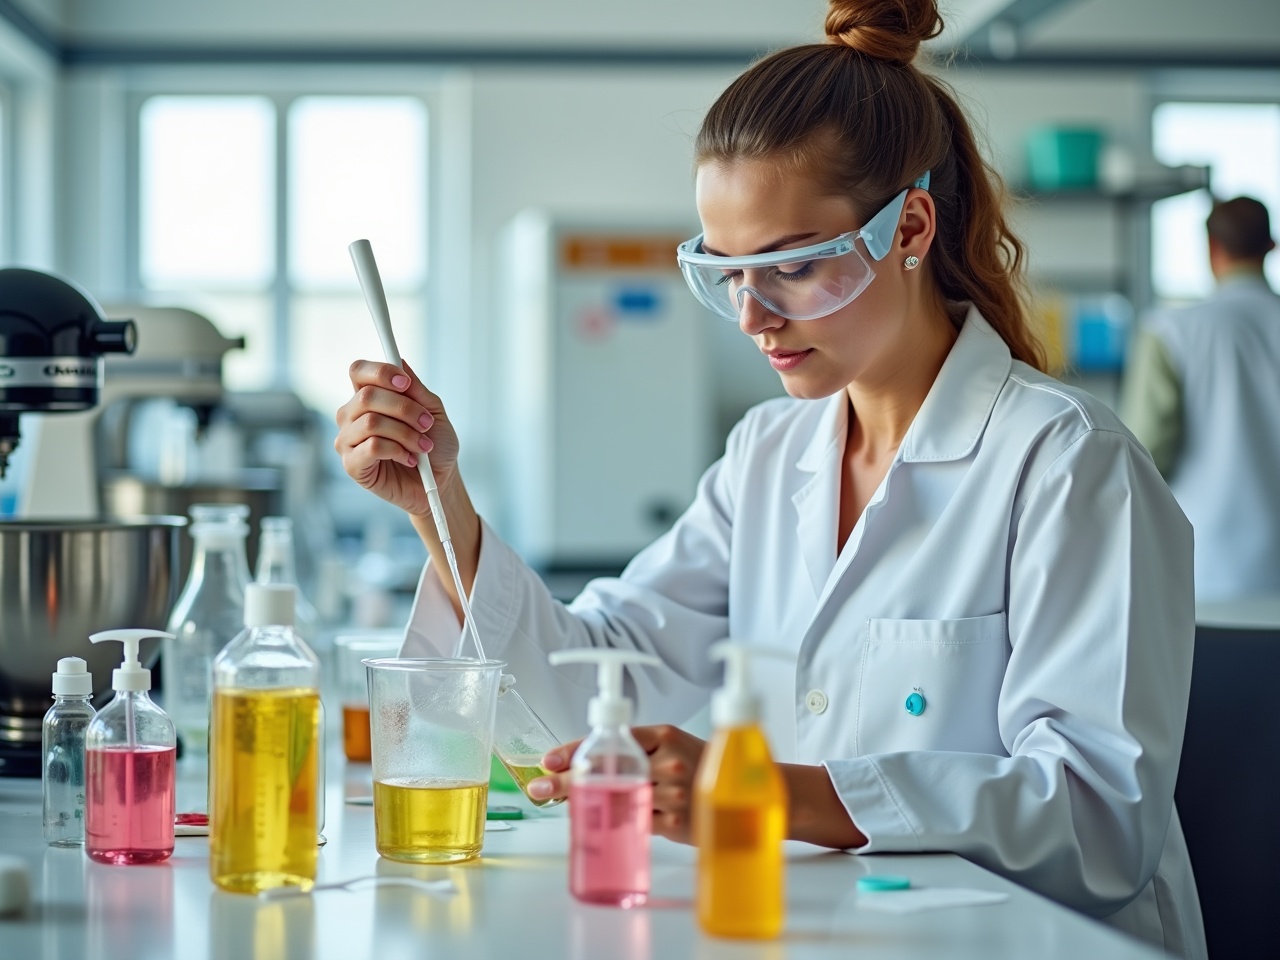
[1146,274,1280,601]
[405,306,1206,959]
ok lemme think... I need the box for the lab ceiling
[3,0,1278,68]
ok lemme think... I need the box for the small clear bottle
[255,516,320,647]
[547,650,663,908]
[85,630,178,866]
[165,503,251,756]
[42,657,97,846]
[210,584,322,894]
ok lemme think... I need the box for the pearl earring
[903,256,920,270]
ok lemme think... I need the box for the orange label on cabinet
[560,234,685,271]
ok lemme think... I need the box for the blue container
[1026,127,1104,190]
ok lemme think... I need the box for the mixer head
[0,268,137,478]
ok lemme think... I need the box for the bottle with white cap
[546,648,663,907]
[165,503,252,756]
[254,516,320,647]
[209,583,322,894]
[42,657,97,845]
[693,641,791,939]
[84,629,178,865]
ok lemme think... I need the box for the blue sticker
[613,287,662,319]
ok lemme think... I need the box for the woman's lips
[766,348,813,371]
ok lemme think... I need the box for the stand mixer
[0,268,185,776]
[18,303,246,518]
[0,268,136,480]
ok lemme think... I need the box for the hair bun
[825,0,944,65]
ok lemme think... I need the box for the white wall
[61,0,825,47]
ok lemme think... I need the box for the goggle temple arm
[860,170,932,262]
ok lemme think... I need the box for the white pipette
[348,238,485,662]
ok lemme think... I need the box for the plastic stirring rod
[348,238,486,662]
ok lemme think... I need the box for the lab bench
[0,764,1164,960]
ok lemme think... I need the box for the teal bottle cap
[857,874,911,892]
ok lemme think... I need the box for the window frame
[123,70,441,392]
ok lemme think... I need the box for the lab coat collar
[793,304,1011,473]
[900,305,1010,463]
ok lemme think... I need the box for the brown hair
[1207,196,1275,260]
[696,0,1046,371]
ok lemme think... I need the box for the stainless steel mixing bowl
[0,517,186,774]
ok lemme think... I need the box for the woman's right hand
[335,360,460,516]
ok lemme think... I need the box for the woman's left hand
[529,724,707,844]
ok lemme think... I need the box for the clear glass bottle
[42,657,97,846]
[84,630,177,866]
[164,503,251,756]
[255,516,320,647]
[210,583,322,894]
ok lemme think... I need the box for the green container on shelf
[1025,126,1104,190]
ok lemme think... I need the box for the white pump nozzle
[710,641,794,728]
[89,629,174,692]
[548,649,662,727]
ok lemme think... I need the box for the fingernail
[407,455,418,467]
[418,435,432,452]
[418,413,433,429]
[392,375,410,389]
[542,752,566,771]
[528,779,552,799]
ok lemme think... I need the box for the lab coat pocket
[857,614,1008,755]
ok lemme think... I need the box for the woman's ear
[898,189,936,261]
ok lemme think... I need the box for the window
[136,93,428,414]
[1151,102,1280,302]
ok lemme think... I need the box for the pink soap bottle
[84,629,177,865]
[547,650,663,908]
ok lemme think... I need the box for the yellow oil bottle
[694,642,789,939]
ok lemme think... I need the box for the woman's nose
[738,290,784,336]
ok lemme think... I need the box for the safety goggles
[677,171,930,322]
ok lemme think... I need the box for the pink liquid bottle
[547,650,663,908]
[84,629,177,866]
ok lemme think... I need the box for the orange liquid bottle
[694,643,789,939]
[342,704,372,762]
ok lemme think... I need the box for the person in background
[1121,197,1280,602]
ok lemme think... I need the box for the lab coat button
[905,692,926,716]
[805,689,829,714]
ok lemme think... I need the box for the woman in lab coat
[335,1,1204,956]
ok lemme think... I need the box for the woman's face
[695,158,923,400]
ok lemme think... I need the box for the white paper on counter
[856,887,1009,913]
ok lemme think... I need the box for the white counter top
[0,762,1162,960]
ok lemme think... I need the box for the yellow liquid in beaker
[498,755,564,808]
[210,688,320,894]
[373,778,488,863]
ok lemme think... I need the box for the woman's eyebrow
[701,232,820,257]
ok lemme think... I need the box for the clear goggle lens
[676,171,930,323]
[679,240,874,322]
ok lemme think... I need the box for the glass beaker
[365,658,505,864]
[334,633,403,762]
[493,678,564,809]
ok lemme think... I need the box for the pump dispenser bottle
[210,583,322,894]
[694,642,790,938]
[547,649,662,907]
[43,657,96,845]
[84,630,178,865]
